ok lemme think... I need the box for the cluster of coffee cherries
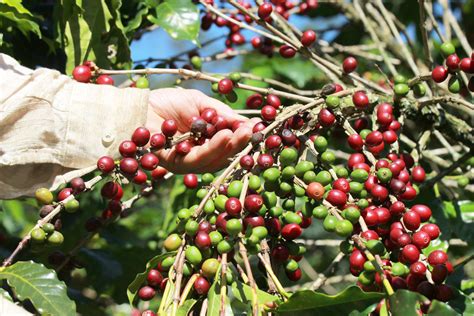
[431,42,474,94]
[200,0,319,58]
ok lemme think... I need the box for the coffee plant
[0,1,473,315]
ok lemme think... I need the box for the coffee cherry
[431,66,448,83]
[138,286,156,301]
[57,188,73,201]
[440,42,455,57]
[428,250,448,266]
[164,234,182,251]
[347,134,363,151]
[410,261,427,275]
[446,54,460,71]
[202,258,219,278]
[132,127,151,147]
[301,30,316,46]
[460,58,473,73]
[72,65,92,83]
[365,131,383,146]
[281,223,302,240]
[411,204,431,222]
[96,75,114,85]
[147,269,163,287]
[436,284,453,302]
[279,45,296,58]
[349,249,366,272]
[352,91,369,109]
[139,153,159,171]
[244,194,264,213]
[150,133,166,150]
[97,156,115,174]
[333,178,350,193]
[265,135,282,150]
[286,268,302,281]
[183,173,198,189]
[318,108,336,127]
[225,197,242,216]
[343,56,357,73]
[417,281,436,299]
[64,199,80,213]
[201,108,217,123]
[185,246,202,265]
[403,211,421,231]
[161,119,178,137]
[119,157,139,175]
[261,105,277,121]
[266,94,281,109]
[258,3,273,19]
[47,231,64,246]
[421,223,440,240]
[194,276,211,295]
[218,78,234,94]
[246,93,264,109]
[402,244,420,263]
[31,228,46,244]
[306,182,325,200]
[326,189,347,207]
[412,230,431,249]
[239,155,254,170]
[335,220,353,237]
[432,264,448,284]
[176,140,193,155]
[136,76,149,89]
[257,153,274,169]
[151,166,168,180]
[35,188,54,205]
[272,244,290,261]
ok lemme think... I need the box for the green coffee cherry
[229,72,242,82]
[393,74,407,84]
[285,259,299,272]
[358,271,374,286]
[185,246,202,265]
[269,206,284,217]
[252,226,268,239]
[336,167,349,178]
[280,148,298,166]
[360,129,371,139]
[457,176,469,188]
[225,90,238,103]
[263,167,281,182]
[42,223,55,234]
[136,77,149,89]
[325,95,340,108]
[217,239,233,254]
[349,181,364,195]
[351,168,369,182]
[227,181,243,197]
[315,170,332,186]
[448,76,461,93]
[323,215,337,232]
[312,205,328,219]
[185,220,199,236]
[191,56,202,69]
[335,220,353,237]
[196,188,208,199]
[202,173,214,184]
[35,188,54,205]
[214,195,228,212]
[394,83,409,96]
[366,239,385,255]
[226,219,242,236]
[342,206,361,223]
[281,166,296,181]
[248,175,262,191]
[391,262,407,276]
[31,228,46,244]
[321,151,336,165]
[295,161,314,178]
[263,191,277,208]
[313,136,328,152]
[282,199,295,211]
[164,233,182,251]
[303,170,317,184]
[284,211,302,224]
[440,42,455,57]
[47,231,64,246]
[413,83,426,97]
[161,256,176,271]
[204,200,216,214]
[363,261,376,272]
[339,240,353,254]
[209,231,223,246]
[211,82,219,93]
[178,208,191,221]
[377,168,393,184]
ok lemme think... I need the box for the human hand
[146,88,259,173]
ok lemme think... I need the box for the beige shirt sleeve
[0,54,149,199]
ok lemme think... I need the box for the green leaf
[206,269,233,316]
[427,299,459,316]
[276,286,384,314]
[0,261,76,315]
[389,290,423,316]
[127,252,175,305]
[177,299,197,316]
[230,280,278,305]
[447,289,474,315]
[422,239,449,257]
[150,0,200,44]
[270,58,321,88]
[0,3,41,37]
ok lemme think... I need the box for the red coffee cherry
[96,74,114,85]
[225,197,242,216]
[342,56,358,73]
[183,173,198,189]
[97,156,115,174]
[175,140,193,155]
[421,223,440,240]
[412,230,431,249]
[436,284,454,302]
[243,214,265,228]
[279,45,296,58]
[402,244,420,263]
[258,3,273,19]
[417,281,436,299]
[201,108,218,123]
[397,233,412,247]
[306,182,325,200]
[70,177,85,194]
[195,232,211,249]
[389,201,405,215]
[281,223,302,240]
[72,65,92,83]
[286,268,302,281]
[218,78,234,94]
[133,170,148,184]
[347,134,363,151]
[326,189,347,207]
[194,277,211,295]
[403,211,421,231]
[281,129,297,145]
[411,166,426,182]
[150,133,166,149]
[151,166,168,180]
[333,178,350,193]
[348,153,365,169]
[120,157,139,174]
[352,91,369,109]
[251,36,262,49]
[432,264,448,284]
[410,261,427,275]
[246,93,264,109]
[265,135,282,149]
[428,250,448,266]
[460,57,473,73]
[240,155,255,170]
[211,115,229,131]
[445,54,460,71]
[271,244,290,261]
[318,108,336,127]
[371,184,389,201]
[363,209,379,226]
[147,269,163,287]
[261,105,277,121]
[231,32,245,45]
[266,94,281,109]
[119,140,137,157]
[257,153,274,169]
[431,66,448,83]
[377,111,393,126]
[349,249,366,272]
[132,127,151,147]
[161,119,178,137]
[411,204,431,222]
[138,286,156,300]
[383,130,397,144]
[365,131,383,146]
[301,30,316,47]
[361,230,379,240]
[244,194,264,213]
[57,188,73,201]
[101,182,120,199]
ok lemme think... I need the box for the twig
[423,151,472,188]
[310,252,345,290]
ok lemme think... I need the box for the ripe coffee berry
[257,153,274,168]
[150,133,166,149]
[246,93,264,109]
[147,269,163,286]
[161,119,178,137]
[261,105,277,121]
[132,127,150,147]
[258,3,273,19]
[279,45,296,58]
[446,54,460,71]
[195,232,211,249]
[120,157,139,174]
[403,211,421,231]
[201,108,217,123]
[365,131,383,146]
[244,194,264,213]
[266,94,281,109]
[119,141,137,157]
[191,118,207,135]
[301,30,316,47]
[306,182,325,200]
[421,223,440,240]
[181,174,198,190]
[240,155,254,170]
[347,134,363,151]
[218,78,234,94]
[281,223,302,240]
[460,57,473,73]
[96,74,114,85]
[411,204,431,222]
[411,166,426,182]
[138,286,156,300]
[97,156,115,174]
[194,277,210,295]
[225,197,242,216]
[428,250,448,266]
[412,230,431,249]
[431,66,448,83]
[265,135,282,149]
[352,91,369,109]
[72,65,92,83]
[326,189,347,207]
[140,153,159,170]
[402,244,420,263]
[318,108,336,127]
[176,140,193,155]
[133,170,147,184]
[342,56,357,73]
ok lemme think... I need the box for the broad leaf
[230,280,278,305]
[0,2,41,37]
[447,289,474,315]
[389,290,422,316]
[271,58,322,88]
[0,261,76,315]
[177,299,197,316]
[149,0,200,44]
[427,299,458,316]
[276,286,384,314]
[127,252,175,305]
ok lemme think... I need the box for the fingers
[194,91,248,124]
